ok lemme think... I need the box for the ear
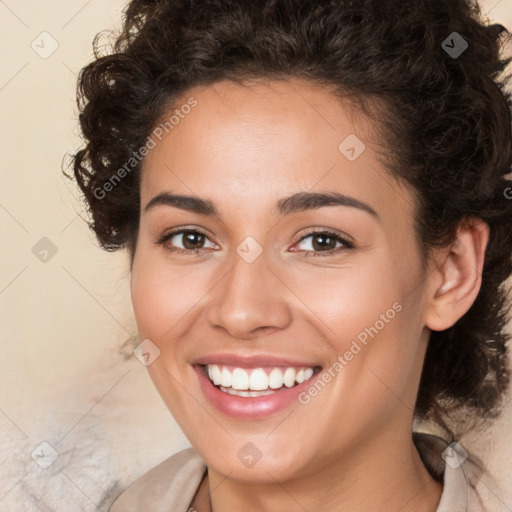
[424,218,490,332]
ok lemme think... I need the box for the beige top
[109,432,476,511]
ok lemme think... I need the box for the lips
[191,353,321,369]
[191,353,323,419]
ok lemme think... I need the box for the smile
[194,361,322,419]
[205,364,316,396]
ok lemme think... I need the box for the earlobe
[425,219,489,332]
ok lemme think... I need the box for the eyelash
[155,228,355,257]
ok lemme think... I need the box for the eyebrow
[144,190,379,218]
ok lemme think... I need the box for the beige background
[0,1,511,510]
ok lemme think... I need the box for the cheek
[285,249,423,408]
[130,250,201,419]
[131,251,210,341]
[286,253,404,343]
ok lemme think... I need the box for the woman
[69,0,512,510]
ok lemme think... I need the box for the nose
[206,248,292,340]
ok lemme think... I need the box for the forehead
[140,78,413,225]
[145,78,368,167]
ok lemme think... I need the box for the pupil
[313,234,335,251]
[184,232,204,249]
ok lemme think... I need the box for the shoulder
[413,431,484,512]
[109,447,207,512]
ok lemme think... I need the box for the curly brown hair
[69,0,512,439]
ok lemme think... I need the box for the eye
[156,229,218,255]
[155,228,354,257]
[293,229,354,257]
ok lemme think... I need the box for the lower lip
[194,365,320,419]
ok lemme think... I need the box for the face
[130,78,433,482]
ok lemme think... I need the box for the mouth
[193,360,323,419]
[201,364,320,397]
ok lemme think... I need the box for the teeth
[249,369,268,390]
[220,367,231,387]
[219,386,275,397]
[268,368,284,389]
[283,368,296,388]
[205,364,317,392]
[208,365,222,386]
[232,368,249,390]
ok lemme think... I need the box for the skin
[130,78,489,511]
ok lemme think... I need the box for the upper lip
[191,353,322,369]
